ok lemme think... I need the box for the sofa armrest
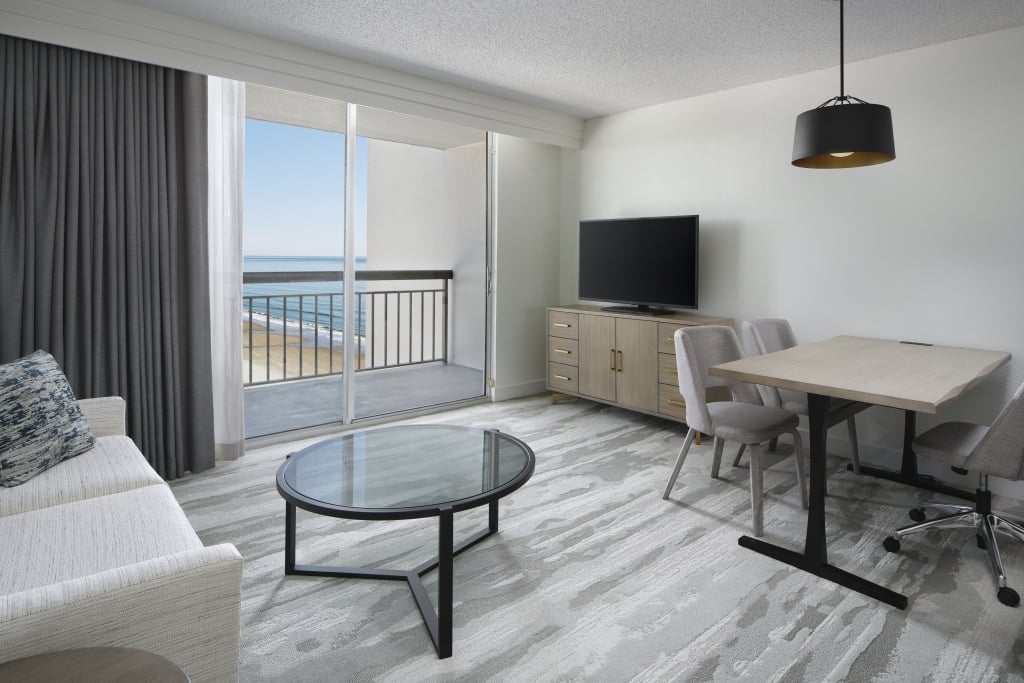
[0,543,242,683]
[77,397,127,437]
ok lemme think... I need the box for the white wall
[492,135,563,400]
[575,27,1024,495]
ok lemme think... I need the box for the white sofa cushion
[0,436,164,518]
[0,484,202,595]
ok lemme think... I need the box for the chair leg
[748,442,765,538]
[894,511,978,539]
[846,417,861,475]
[919,501,974,516]
[711,436,725,479]
[789,429,808,510]
[993,515,1024,544]
[663,427,697,499]
[980,515,1010,590]
[732,443,746,468]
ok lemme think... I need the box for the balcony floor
[243,363,485,438]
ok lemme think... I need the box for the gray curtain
[0,34,214,480]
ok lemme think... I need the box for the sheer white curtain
[208,76,246,460]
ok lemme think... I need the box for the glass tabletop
[277,425,535,517]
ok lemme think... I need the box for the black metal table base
[846,410,975,502]
[738,536,907,609]
[738,394,909,610]
[285,499,500,659]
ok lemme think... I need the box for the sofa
[0,396,243,682]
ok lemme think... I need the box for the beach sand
[243,320,356,383]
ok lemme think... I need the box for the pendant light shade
[792,102,894,168]
[791,0,895,169]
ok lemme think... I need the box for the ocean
[243,256,368,338]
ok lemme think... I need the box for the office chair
[733,319,862,476]
[663,325,807,537]
[883,381,1024,607]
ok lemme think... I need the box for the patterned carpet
[171,395,1024,682]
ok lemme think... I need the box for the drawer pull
[553,322,571,328]
[554,374,571,381]
[553,348,571,354]
[666,399,686,407]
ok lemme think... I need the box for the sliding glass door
[241,87,487,437]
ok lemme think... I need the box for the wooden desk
[710,335,1011,609]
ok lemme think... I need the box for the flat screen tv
[578,215,698,314]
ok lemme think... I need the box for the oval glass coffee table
[276,424,535,659]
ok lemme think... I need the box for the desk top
[710,335,1010,414]
[276,425,535,519]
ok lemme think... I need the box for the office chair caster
[908,508,926,523]
[883,536,901,553]
[997,587,1020,607]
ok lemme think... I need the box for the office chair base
[884,503,1024,607]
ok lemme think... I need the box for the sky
[243,119,368,257]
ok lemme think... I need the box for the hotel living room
[3,1,1024,681]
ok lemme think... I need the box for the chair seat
[708,402,799,443]
[913,422,988,470]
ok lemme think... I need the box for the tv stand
[600,304,675,316]
[546,305,733,424]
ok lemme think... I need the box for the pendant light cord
[839,0,845,99]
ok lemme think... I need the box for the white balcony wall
[364,138,486,372]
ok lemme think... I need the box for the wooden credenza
[546,305,733,423]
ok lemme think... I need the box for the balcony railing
[242,270,452,386]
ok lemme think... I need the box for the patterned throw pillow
[0,350,96,486]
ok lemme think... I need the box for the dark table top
[276,424,535,519]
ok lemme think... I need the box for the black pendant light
[792,0,895,169]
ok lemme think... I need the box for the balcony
[242,269,484,438]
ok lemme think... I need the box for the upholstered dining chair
[882,381,1024,607]
[734,319,862,476]
[662,325,808,537]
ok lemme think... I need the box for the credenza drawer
[548,337,579,366]
[548,362,579,394]
[548,310,579,339]
[658,352,678,385]
[659,383,687,419]
[658,322,692,354]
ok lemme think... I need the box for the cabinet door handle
[553,322,571,328]
[667,399,686,407]
[554,374,571,381]
[553,348,571,354]
[617,350,623,372]
[610,349,616,370]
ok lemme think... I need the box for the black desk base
[847,410,976,502]
[285,499,500,659]
[738,535,907,609]
[738,394,909,610]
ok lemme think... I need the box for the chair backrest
[966,381,1024,482]
[674,326,760,433]
[741,319,799,408]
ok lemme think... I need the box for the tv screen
[578,215,698,313]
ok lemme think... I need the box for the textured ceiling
[124,0,1024,119]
